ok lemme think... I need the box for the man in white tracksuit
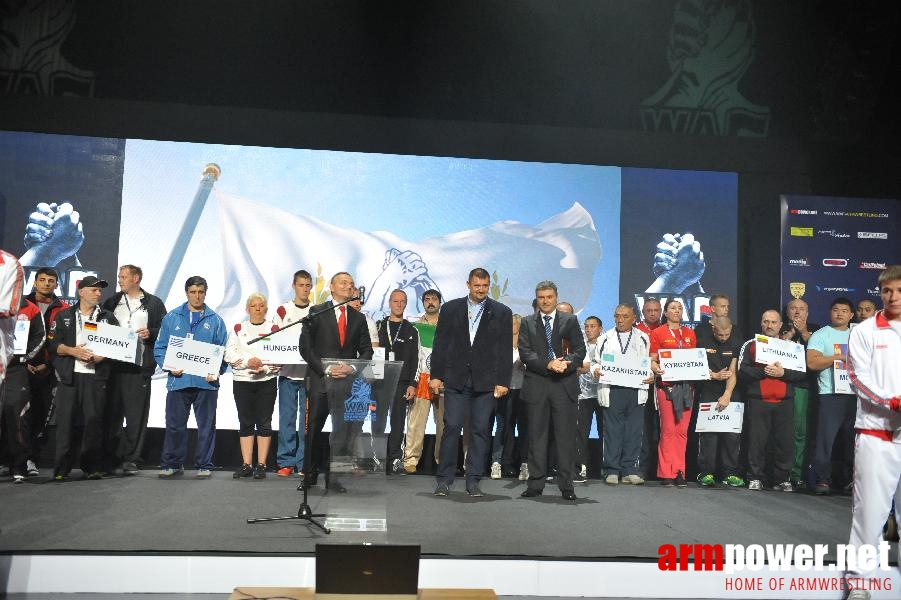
[844,265,901,600]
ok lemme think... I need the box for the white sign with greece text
[754,335,807,372]
[163,336,224,377]
[84,321,140,363]
[658,348,710,382]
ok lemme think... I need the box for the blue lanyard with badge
[187,310,204,340]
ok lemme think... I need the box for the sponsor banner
[658,348,710,382]
[694,401,744,433]
[163,336,225,377]
[781,195,900,320]
[84,321,141,363]
[754,334,806,372]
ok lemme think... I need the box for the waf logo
[822,258,848,267]
[860,262,887,270]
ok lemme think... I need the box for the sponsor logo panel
[817,229,850,238]
[822,258,848,267]
[859,261,887,270]
[857,231,888,239]
[788,257,811,267]
[790,227,813,237]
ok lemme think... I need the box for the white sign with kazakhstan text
[255,327,305,365]
[695,401,744,433]
[163,336,224,377]
[754,335,807,372]
[598,350,650,389]
[659,348,710,382]
[85,321,141,364]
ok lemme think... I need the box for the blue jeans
[276,377,307,471]
[161,387,217,470]
[437,381,495,487]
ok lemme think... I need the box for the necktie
[544,314,555,359]
[338,306,347,346]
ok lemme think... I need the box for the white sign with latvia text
[695,401,744,433]
[163,336,224,377]
[658,348,710,382]
[754,334,807,372]
[254,327,305,365]
[84,321,141,364]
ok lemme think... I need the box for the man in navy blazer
[518,280,586,500]
[300,272,374,490]
[429,267,513,497]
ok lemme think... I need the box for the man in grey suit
[429,267,513,497]
[518,280,586,500]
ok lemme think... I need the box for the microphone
[358,285,366,304]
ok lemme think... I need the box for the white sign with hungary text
[658,348,710,381]
[598,350,650,389]
[163,336,224,377]
[754,334,807,372]
[84,321,141,364]
[255,327,305,365]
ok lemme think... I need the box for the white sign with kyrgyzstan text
[658,348,710,382]
[163,335,224,377]
[754,335,806,372]
[84,321,141,364]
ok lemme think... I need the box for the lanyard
[616,328,634,354]
[669,326,684,349]
[189,310,205,334]
[468,302,485,336]
[123,294,143,326]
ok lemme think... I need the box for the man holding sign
[153,276,227,479]
[738,310,807,492]
[695,316,743,488]
[46,276,118,481]
[807,297,856,495]
[593,304,652,485]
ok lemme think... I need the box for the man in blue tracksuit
[153,276,227,478]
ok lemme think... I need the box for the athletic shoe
[846,589,871,600]
[659,478,674,487]
[434,482,450,496]
[622,474,645,485]
[774,481,793,493]
[579,464,588,479]
[748,479,762,491]
[13,474,25,484]
[490,462,502,480]
[605,474,619,485]
[573,471,587,484]
[675,471,688,488]
[518,463,529,481]
[815,482,831,496]
[0,465,10,476]
[276,466,293,477]
[698,473,715,487]
[721,475,745,488]
[391,459,405,475]
[85,471,103,480]
[122,461,139,475]
[234,463,253,479]
[403,463,417,474]
[26,460,40,477]
[196,468,212,478]
[253,464,267,479]
[158,467,181,479]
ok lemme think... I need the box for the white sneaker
[490,462,502,480]
[196,468,212,478]
[605,474,619,485]
[26,460,40,477]
[13,474,25,484]
[622,474,645,485]
[846,589,871,600]
[518,463,529,481]
[579,464,588,479]
[748,479,762,491]
[0,465,9,477]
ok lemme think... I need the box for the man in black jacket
[101,265,167,474]
[46,276,118,480]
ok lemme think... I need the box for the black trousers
[26,369,56,462]
[55,373,107,475]
[233,378,278,437]
[523,377,577,492]
[747,398,794,483]
[697,431,741,479]
[813,393,856,483]
[576,395,603,470]
[103,368,153,467]
[304,377,359,474]
[639,385,659,478]
[1,365,31,474]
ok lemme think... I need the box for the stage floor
[0,469,854,559]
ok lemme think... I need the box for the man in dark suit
[429,267,513,497]
[518,280,586,500]
[300,271,374,491]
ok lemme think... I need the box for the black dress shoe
[325,474,346,493]
[520,488,543,498]
[466,484,484,497]
[434,482,450,496]
[305,471,319,486]
[562,490,577,501]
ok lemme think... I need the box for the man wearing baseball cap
[46,275,119,480]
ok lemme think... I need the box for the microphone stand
[246,295,360,534]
